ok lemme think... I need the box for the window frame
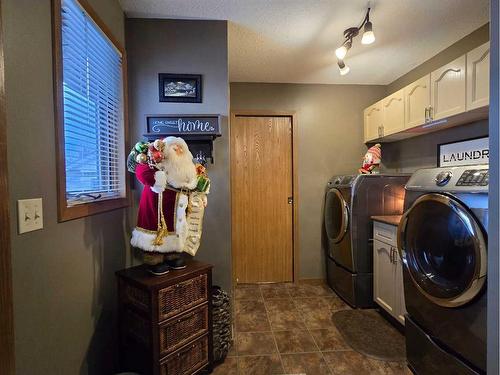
[52,0,129,222]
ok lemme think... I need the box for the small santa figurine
[129,136,209,275]
[359,143,382,174]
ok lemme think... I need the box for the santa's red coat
[135,163,177,232]
[131,163,189,253]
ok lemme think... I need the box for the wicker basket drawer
[160,334,209,375]
[159,303,209,355]
[121,308,150,347]
[158,273,208,321]
[121,282,150,313]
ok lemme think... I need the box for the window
[53,0,128,221]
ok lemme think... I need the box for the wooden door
[467,42,490,111]
[404,74,431,129]
[382,88,405,136]
[231,115,294,283]
[430,55,466,120]
[363,101,383,142]
[373,239,395,314]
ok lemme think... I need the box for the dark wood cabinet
[117,260,213,375]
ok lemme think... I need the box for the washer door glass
[325,188,348,244]
[400,193,486,307]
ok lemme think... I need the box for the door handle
[425,107,429,122]
[391,247,397,263]
[288,197,293,204]
[428,106,433,121]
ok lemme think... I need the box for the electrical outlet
[18,198,43,234]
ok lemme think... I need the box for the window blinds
[61,0,125,206]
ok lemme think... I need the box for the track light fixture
[336,5,375,75]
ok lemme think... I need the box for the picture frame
[437,136,489,167]
[158,73,202,103]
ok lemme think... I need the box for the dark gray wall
[2,0,126,374]
[126,19,231,290]
[382,24,490,174]
[230,83,386,279]
[487,0,498,372]
[380,120,489,173]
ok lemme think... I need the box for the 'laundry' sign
[438,137,489,167]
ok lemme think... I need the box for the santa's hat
[367,143,382,160]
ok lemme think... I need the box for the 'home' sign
[438,137,489,167]
[146,115,221,137]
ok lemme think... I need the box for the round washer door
[324,188,349,244]
[398,193,487,308]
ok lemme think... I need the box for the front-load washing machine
[323,174,408,308]
[398,165,488,374]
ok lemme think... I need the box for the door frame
[230,110,299,284]
[0,1,15,373]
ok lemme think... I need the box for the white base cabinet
[373,221,406,325]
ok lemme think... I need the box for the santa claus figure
[129,136,209,276]
[359,143,382,174]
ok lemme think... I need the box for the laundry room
[0,1,498,375]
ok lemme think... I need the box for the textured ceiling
[120,0,489,85]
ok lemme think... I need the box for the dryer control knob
[435,171,453,186]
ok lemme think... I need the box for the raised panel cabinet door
[404,74,431,129]
[383,88,405,136]
[467,42,490,110]
[395,254,406,325]
[364,101,383,142]
[430,55,466,120]
[373,239,396,314]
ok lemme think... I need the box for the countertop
[371,215,402,226]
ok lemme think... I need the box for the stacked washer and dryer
[398,165,488,375]
[323,174,409,308]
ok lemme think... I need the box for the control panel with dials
[456,169,489,186]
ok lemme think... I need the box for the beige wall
[230,83,386,279]
[126,19,231,291]
[3,0,126,374]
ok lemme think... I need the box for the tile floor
[212,282,411,375]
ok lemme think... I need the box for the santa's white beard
[161,151,198,190]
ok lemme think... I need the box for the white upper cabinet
[382,88,405,136]
[363,43,489,143]
[467,42,490,110]
[430,55,466,120]
[404,75,431,129]
[364,100,383,142]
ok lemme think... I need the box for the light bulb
[361,21,375,45]
[339,65,350,75]
[338,60,350,76]
[335,40,352,60]
[335,45,347,60]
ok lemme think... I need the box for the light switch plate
[17,198,43,234]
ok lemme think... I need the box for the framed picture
[437,136,489,167]
[158,73,202,103]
